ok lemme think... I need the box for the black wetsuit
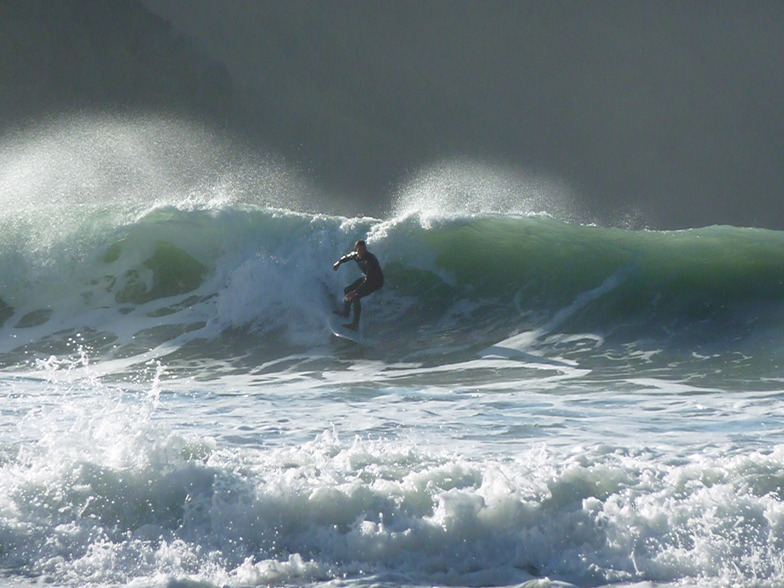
[335,251,384,325]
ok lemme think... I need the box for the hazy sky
[143,0,783,228]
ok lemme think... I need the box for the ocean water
[1,117,784,588]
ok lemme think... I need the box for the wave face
[2,200,784,374]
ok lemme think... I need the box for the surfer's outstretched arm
[333,251,357,271]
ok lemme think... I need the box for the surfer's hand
[333,262,340,271]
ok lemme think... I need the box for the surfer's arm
[332,251,357,271]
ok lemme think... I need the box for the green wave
[1,206,784,361]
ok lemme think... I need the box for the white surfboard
[328,313,366,344]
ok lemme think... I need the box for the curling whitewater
[1,203,784,587]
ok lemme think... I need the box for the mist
[142,1,784,228]
[2,0,782,228]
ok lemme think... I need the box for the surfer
[332,240,384,330]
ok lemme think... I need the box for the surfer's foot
[343,322,359,331]
[333,310,349,317]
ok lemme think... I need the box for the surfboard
[328,313,366,344]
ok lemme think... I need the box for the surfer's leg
[344,283,380,330]
[344,278,364,295]
[339,298,351,317]
[352,298,361,328]
[343,296,361,330]
[338,279,364,317]
[342,291,363,330]
[333,296,350,317]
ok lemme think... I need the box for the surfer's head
[354,240,367,258]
